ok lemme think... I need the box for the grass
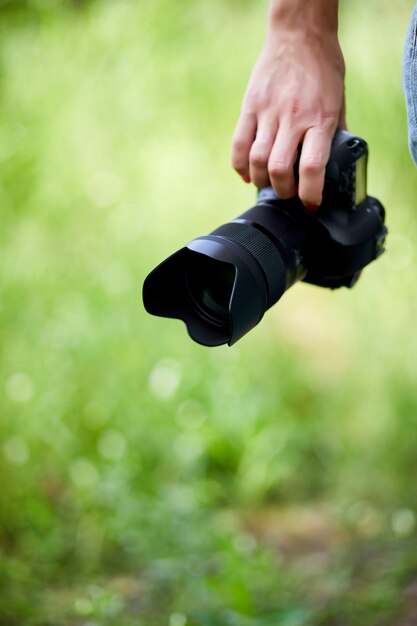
[1,0,417,624]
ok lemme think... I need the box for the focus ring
[211,221,286,306]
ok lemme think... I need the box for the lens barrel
[142,193,304,346]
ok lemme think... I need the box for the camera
[143,130,387,347]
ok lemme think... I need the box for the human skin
[231,0,346,209]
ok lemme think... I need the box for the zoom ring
[211,221,287,306]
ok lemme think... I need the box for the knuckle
[250,149,269,168]
[322,108,340,123]
[231,158,246,174]
[269,160,292,179]
[231,150,247,171]
[315,113,338,134]
[231,137,249,154]
[244,90,269,111]
[300,157,324,176]
[230,155,242,171]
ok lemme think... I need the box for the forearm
[263,0,344,79]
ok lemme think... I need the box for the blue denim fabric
[403,3,417,165]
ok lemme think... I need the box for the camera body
[143,130,387,347]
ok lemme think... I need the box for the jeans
[403,2,417,165]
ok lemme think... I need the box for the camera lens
[142,191,307,345]
[186,255,235,327]
[143,205,295,345]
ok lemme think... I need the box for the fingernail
[305,203,319,211]
[241,175,251,184]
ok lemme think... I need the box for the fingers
[268,125,302,199]
[298,125,335,208]
[248,115,278,188]
[232,111,343,210]
[231,112,257,182]
[232,113,301,196]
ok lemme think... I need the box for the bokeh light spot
[3,436,29,466]
[391,509,416,536]
[6,372,35,403]
[97,430,127,460]
[70,459,99,489]
[174,432,204,464]
[148,359,181,400]
[74,597,93,616]
[83,402,110,431]
[169,612,188,626]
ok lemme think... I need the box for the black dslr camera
[143,130,387,346]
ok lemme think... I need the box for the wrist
[267,0,339,38]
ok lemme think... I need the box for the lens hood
[143,234,271,346]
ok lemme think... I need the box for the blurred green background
[1,0,417,624]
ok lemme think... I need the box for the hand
[231,13,345,209]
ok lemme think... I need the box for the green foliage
[0,0,416,624]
